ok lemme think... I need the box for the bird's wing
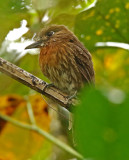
[74,43,95,84]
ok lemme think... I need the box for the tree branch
[0,57,72,110]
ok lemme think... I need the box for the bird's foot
[67,91,77,101]
[43,83,54,92]
[66,91,79,109]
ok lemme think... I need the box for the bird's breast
[38,44,83,95]
[39,46,59,73]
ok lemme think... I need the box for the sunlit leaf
[0,94,25,132]
[0,94,51,160]
[75,0,129,51]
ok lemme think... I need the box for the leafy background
[0,0,129,159]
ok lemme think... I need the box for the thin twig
[25,96,36,125]
[0,113,84,160]
[0,57,72,110]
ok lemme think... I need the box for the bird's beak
[25,40,43,49]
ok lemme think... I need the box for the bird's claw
[67,91,77,102]
[43,83,54,92]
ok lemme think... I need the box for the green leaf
[75,0,129,51]
[75,87,129,160]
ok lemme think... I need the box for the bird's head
[25,25,75,49]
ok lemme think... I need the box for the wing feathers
[74,43,95,84]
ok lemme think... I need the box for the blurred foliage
[93,48,129,91]
[75,0,129,91]
[75,87,129,160]
[0,94,51,160]
[0,0,30,44]
[32,0,95,22]
[75,0,129,50]
[0,0,129,159]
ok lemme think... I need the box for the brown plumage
[25,25,95,96]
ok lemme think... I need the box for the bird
[25,25,95,97]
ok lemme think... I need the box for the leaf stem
[25,96,36,125]
[0,113,84,160]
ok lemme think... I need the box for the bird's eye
[46,31,55,37]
